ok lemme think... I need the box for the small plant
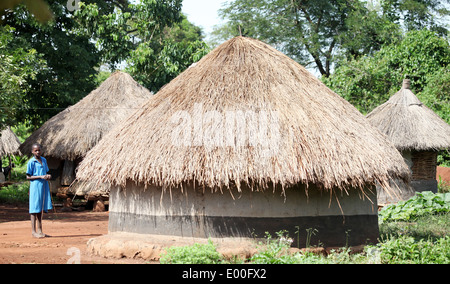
[159,239,223,264]
[305,228,318,248]
[438,175,450,193]
[250,231,297,264]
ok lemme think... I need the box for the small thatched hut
[77,37,410,248]
[20,71,152,194]
[0,127,21,182]
[0,127,21,157]
[367,79,450,203]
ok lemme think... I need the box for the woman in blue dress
[26,143,52,238]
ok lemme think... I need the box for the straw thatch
[20,71,152,160]
[366,80,450,151]
[0,127,21,157]
[76,36,410,195]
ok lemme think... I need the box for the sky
[181,0,228,41]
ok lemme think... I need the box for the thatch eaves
[76,37,410,195]
[367,80,450,151]
[0,127,21,156]
[20,71,152,160]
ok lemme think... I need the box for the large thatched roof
[76,37,409,195]
[0,127,21,156]
[367,80,450,151]
[20,71,152,160]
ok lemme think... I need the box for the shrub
[379,191,450,224]
[159,239,223,264]
[0,182,29,204]
[376,235,450,264]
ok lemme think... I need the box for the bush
[376,235,450,264]
[379,191,450,224]
[159,240,223,264]
[0,182,29,204]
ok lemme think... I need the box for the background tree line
[1,0,449,164]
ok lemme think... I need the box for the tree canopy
[1,0,209,129]
[212,0,450,76]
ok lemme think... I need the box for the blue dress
[27,157,53,214]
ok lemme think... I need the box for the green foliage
[375,235,450,264]
[380,0,450,34]
[0,182,29,204]
[323,29,450,116]
[214,0,377,76]
[438,176,450,193]
[2,1,209,128]
[74,1,208,92]
[250,231,298,264]
[213,0,449,76]
[127,38,209,92]
[379,191,450,224]
[159,239,223,264]
[74,0,184,66]
[380,212,449,241]
[0,25,46,129]
[3,0,101,127]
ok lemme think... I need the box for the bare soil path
[0,205,148,264]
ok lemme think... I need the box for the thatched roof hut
[0,127,21,157]
[20,71,152,160]
[77,37,410,248]
[367,79,450,151]
[0,127,20,182]
[19,71,152,191]
[367,79,450,199]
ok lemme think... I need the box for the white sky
[181,0,228,40]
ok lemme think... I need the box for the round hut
[367,79,450,203]
[19,71,152,196]
[0,127,21,182]
[77,37,410,248]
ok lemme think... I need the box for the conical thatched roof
[367,79,450,151]
[20,71,152,160]
[0,127,21,156]
[76,37,409,195]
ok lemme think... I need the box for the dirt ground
[0,205,149,264]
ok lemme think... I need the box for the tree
[1,0,209,127]
[212,0,449,77]
[0,25,46,130]
[74,0,184,68]
[74,0,209,92]
[322,29,450,115]
[126,14,210,91]
[380,0,450,34]
[323,29,450,166]
[2,0,101,127]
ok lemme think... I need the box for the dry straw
[367,79,450,151]
[20,71,152,159]
[76,37,410,197]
